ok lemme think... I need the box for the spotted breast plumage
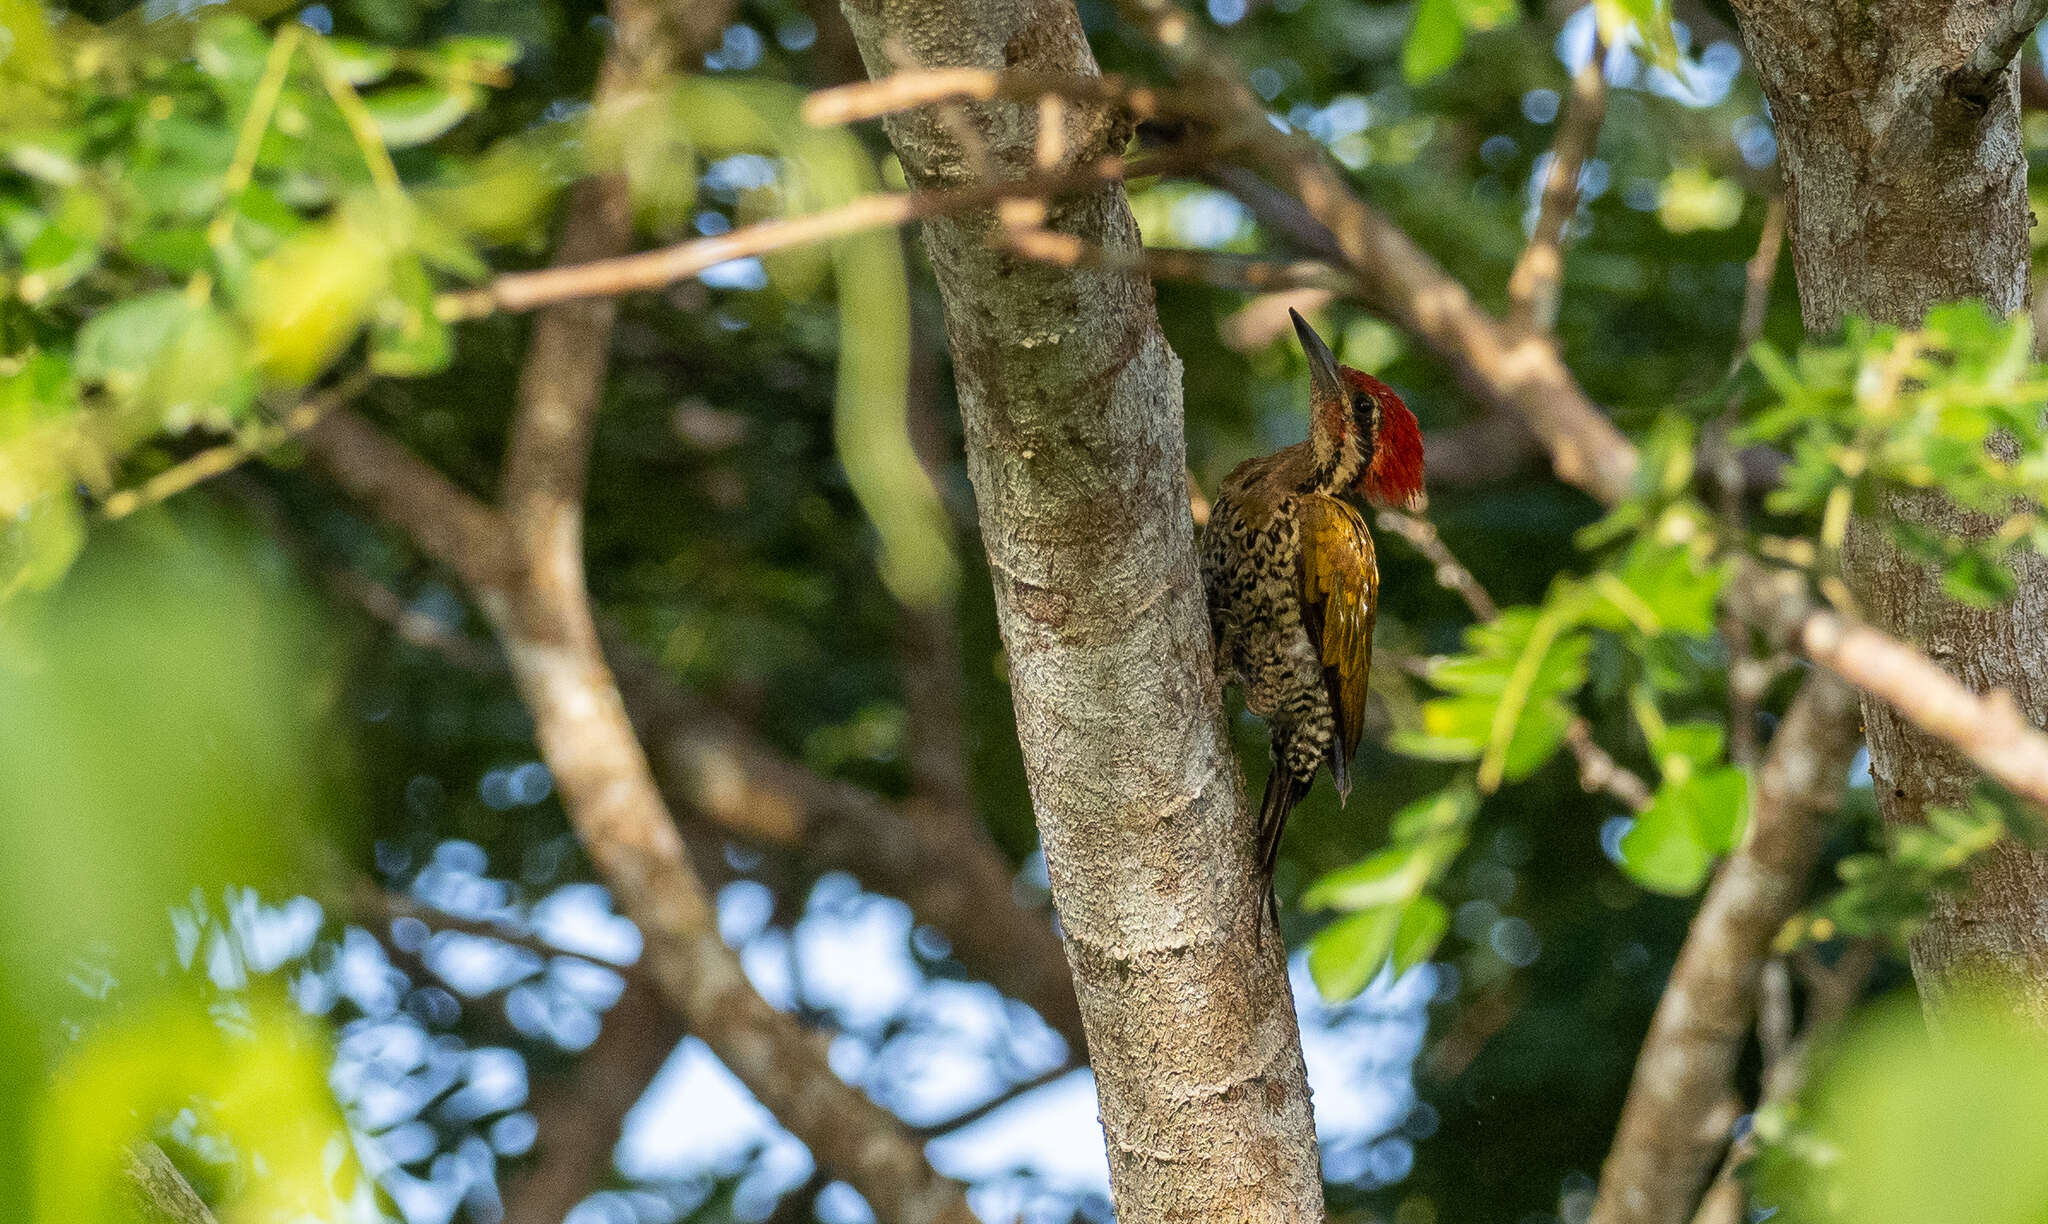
[1200,309,1424,922]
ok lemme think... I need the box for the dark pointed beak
[1290,308,1344,405]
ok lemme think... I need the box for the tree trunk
[1735,0,2048,1021]
[836,0,1327,1218]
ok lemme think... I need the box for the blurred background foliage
[5,0,2048,1221]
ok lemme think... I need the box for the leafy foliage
[1741,302,2048,607]
[1757,999,2048,1224]
[1784,788,2028,948]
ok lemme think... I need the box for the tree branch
[1686,941,1876,1224]
[1589,669,1864,1224]
[436,152,1154,320]
[502,977,685,1224]
[1730,565,2048,808]
[602,627,1087,1051]
[1962,0,2048,86]
[125,1143,219,1224]
[1506,38,1607,334]
[311,4,979,1218]
[1114,0,1640,506]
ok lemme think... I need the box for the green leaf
[15,187,110,303]
[1391,896,1450,976]
[193,14,274,87]
[243,216,392,385]
[436,35,523,70]
[323,38,397,86]
[418,129,575,245]
[363,82,480,149]
[1305,840,1444,911]
[1619,765,1750,894]
[1653,720,1725,772]
[1308,906,1403,1002]
[1402,0,1465,84]
[1757,1000,2048,1224]
[369,256,451,377]
[77,291,256,432]
[76,293,196,389]
[1600,0,1680,69]
[1391,782,1480,841]
[1587,537,1729,637]
[1619,799,1712,895]
[0,492,84,602]
[120,226,212,276]
[1942,549,2018,609]
[1428,627,1590,698]
[1690,766,1750,853]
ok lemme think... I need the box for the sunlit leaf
[1391,895,1450,976]
[77,291,256,432]
[1619,765,1748,895]
[1308,906,1404,1001]
[323,38,396,86]
[1758,999,2048,1224]
[243,215,391,384]
[1657,166,1743,234]
[362,81,480,148]
[418,127,575,245]
[1618,802,1711,895]
[0,492,84,602]
[35,993,376,1224]
[1402,0,1465,84]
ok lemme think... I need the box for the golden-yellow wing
[1295,494,1378,797]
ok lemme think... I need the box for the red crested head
[1341,367,1425,511]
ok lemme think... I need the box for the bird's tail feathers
[1256,763,1312,932]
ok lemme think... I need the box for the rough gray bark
[1735,0,2048,1022]
[836,0,1326,1219]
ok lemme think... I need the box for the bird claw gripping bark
[1201,309,1424,933]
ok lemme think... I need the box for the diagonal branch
[279,426,1085,1052]
[1506,37,1608,334]
[1114,0,1640,506]
[1730,564,2048,808]
[1589,669,1863,1224]
[1962,0,2048,86]
[310,3,979,1218]
[501,977,684,1224]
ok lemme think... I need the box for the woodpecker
[1200,309,1425,921]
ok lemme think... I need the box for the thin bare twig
[330,569,503,673]
[100,371,370,519]
[1506,38,1608,334]
[1375,509,1498,621]
[912,1060,1080,1138]
[437,152,1161,320]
